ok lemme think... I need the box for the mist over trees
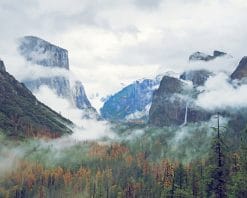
[0,114,247,198]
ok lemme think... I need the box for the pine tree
[207,113,228,198]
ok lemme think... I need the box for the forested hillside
[1,1,247,197]
[0,61,72,138]
[0,119,246,197]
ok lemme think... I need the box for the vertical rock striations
[100,77,161,121]
[149,76,211,127]
[19,36,69,69]
[18,36,96,117]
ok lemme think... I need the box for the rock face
[19,36,69,69]
[100,77,161,121]
[189,50,226,62]
[149,76,211,127]
[180,70,213,87]
[71,81,91,109]
[18,36,94,114]
[231,57,247,80]
[0,60,72,136]
[24,76,71,98]
[213,50,226,57]
[0,59,6,71]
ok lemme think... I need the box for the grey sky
[0,0,247,109]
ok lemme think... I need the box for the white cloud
[34,86,82,125]
[0,146,24,176]
[0,0,247,112]
[34,86,115,140]
[196,73,247,110]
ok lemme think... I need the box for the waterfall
[183,102,188,126]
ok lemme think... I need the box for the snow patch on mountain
[100,76,161,121]
[125,103,151,120]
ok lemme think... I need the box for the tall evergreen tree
[207,113,228,198]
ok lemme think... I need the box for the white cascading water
[183,102,188,125]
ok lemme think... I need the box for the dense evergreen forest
[0,117,246,198]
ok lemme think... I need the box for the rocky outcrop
[100,77,161,121]
[19,36,69,69]
[71,81,91,109]
[189,50,226,62]
[24,76,71,98]
[149,76,211,127]
[231,57,247,80]
[213,50,227,57]
[0,60,72,136]
[0,59,6,71]
[149,76,186,126]
[180,70,213,87]
[18,36,71,99]
[18,36,95,116]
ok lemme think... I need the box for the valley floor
[0,123,246,197]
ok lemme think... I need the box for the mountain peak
[100,77,161,121]
[18,36,94,115]
[18,36,69,70]
[0,59,6,72]
[149,75,211,126]
[213,50,226,57]
[189,50,227,62]
[72,80,92,109]
[231,56,247,80]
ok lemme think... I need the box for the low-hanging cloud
[3,0,247,178]
[1,0,247,105]
[0,0,247,146]
[0,146,25,176]
[34,86,116,141]
[196,73,247,110]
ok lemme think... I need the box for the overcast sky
[0,0,247,104]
